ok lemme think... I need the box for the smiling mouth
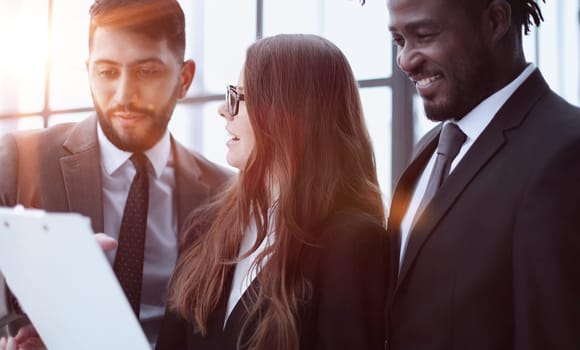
[413,75,442,87]
[226,130,240,141]
[113,112,147,119]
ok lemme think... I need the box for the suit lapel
[222,277,261,341]
[395,69,550,290]
[172,139,210,234]
[57,120,217,235]
[396,126,505,287]
[387,126,440,280]
[60,116,104,233]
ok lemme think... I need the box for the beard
[422,51,494,122]
[93,88,179,153]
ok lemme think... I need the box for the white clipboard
[0,206,150,350]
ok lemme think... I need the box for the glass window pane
[0,117,44,138]
[0,119,19,138]
[522,28,537,66]
[523,2,579,106]
[263,0,321,35]
[322,0,391,80]
[183,0,257,96]
[360,87,392,201]
[49,0,94,110]
[263,0,390,80]
[0,1,48,115]
[537,1,579,106]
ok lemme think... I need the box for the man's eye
[417,33,435,41]
[392,36,404,47]
[391,33,405,47]
[137,68,161,77]
[98,69,118,78]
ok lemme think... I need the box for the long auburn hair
[169,34,385,350]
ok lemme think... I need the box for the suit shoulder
[317,212,388,251]
[522,91,580,151]
[301,212,390,293]
[189,149,233,180]
[0,123,75,160]
[172,141,234,188]
[535,90,580,124]
[191,150,233,179]
[7,122,76,141]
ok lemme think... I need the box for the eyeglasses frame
[226,84,245,117]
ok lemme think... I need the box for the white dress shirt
[224,214,275,326]
[398,64,536,265]
[97,123,178,347]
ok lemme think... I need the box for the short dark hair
[88,0,186,60]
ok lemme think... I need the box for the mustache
[107,103,153,116]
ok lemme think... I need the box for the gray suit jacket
[0,115,232,335]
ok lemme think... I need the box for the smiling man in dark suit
[385,0,580,349]
[0,0,231,348]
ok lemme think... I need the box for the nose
[396,44,422,75]
[113,72,139,105]
[218,102,233,121]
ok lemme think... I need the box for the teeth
[415,75,440,87]
[226,130,239,140]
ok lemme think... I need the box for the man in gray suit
[0,0,231,347]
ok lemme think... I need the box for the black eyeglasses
[226,85,245,117]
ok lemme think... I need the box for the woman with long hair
[156,33,389,350]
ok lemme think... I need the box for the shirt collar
[454,63,536,142]
[97,121,172,179]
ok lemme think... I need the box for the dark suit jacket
[0,115,232,334]
[156,213,389,350]
[385,69,580,350]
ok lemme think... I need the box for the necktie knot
[130,153,149,175]
[412,122,467,224]
[437,123,466,160]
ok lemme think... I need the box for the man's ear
[484,0,512,43]
[178,59,196,99]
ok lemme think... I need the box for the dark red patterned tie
[113,152,149,317]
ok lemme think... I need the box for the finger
[14,325,39,342]
[4,332,46,350]
[19,339,47,350]
[5,337,17,350]
[15,336,45,350]
[94,233,118,251]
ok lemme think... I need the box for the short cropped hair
[88,0,186,60]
